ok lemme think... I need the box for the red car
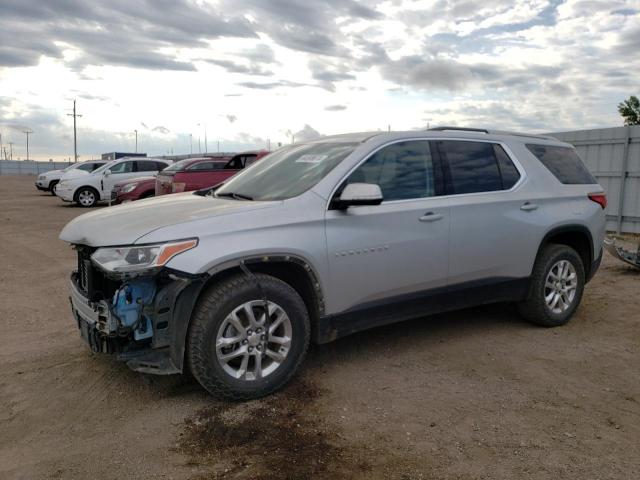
[111,176,157,204]
[155,151,269,196]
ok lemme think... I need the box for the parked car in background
[55,157,172,207]
[35,160,107,194]
[155,151,269,196]
[111,176,157,204]
[60,128,605,400]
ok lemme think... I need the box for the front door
[325,140,450,315]
[101,160,136,198]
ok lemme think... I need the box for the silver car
[60,128,606,399]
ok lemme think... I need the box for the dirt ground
[1,174,639,480]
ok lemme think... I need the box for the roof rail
[428,126,489,134]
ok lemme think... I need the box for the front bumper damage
[604,236,640,269]
[69,263,206,375]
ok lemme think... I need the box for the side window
[526,144,596,184]
[187,162,216,171]
[494,145,521,189]
[345,141,436,201]
[136,160,159,172]
[110,161,133,174]
[93,163,105,171]
[437,141,502,195]
[242,155,257,167]
[77,163,94,172]
[155,162,168,171]
[224,156,243,170]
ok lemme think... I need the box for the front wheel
[49,180,59,195]
[187,273,310,400]
[74,187,99,207]
[518,244,585,327]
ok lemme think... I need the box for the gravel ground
[1,175,639,480]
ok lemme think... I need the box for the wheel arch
[171,254,325,372]
[534,225,595,280]
[73,185,100,202]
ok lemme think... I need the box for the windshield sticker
[295,154,328,164]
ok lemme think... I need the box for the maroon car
[155,151,269,196]
[111,176,157,204]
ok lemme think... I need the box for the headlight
[91,239,198,273]
[121,183,137,193]
[38,175,45,180]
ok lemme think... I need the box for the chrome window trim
[326,137,527,210]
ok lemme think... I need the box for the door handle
[520,202,538,211]
[419,212,444,222]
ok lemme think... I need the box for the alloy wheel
[544,260,578,314]
[215,300,292,381]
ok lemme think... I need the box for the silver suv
[60,128,606,399]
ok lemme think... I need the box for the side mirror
[104,169,111,176]
[334,183,383,209]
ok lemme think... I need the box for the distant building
[101,152,147,160]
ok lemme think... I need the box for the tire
[74,186,99,207]
[49,180,59,195]
[187,273,310,400]
[518,244,585,327]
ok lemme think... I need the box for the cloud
[152,126,170,134]
[325,105,347,111]
[237,80,312,90]
[293,124,321,142]
[308,59,356,91]
[0,0,256,69]
[221,0,381,56]
[203,57,273,76]
[225,115,237,123]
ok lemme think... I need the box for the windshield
[92,160,118,175]
[162,158,193,172]
[215,142,357,201]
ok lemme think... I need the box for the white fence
[0,160,74,176]
[551,125,640,234]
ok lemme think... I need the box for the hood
[115,176,155,187]
[59,192,278,246]
[60,169,90,181]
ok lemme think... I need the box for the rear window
[526,144,596,184]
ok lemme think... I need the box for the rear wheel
[518,244,585,327]
[187,273,310,400]
[74,187,99,207]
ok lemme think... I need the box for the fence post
[616,126,632,234]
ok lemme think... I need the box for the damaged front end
[604,236,640,269]
[69,243,205,374]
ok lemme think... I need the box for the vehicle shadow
[138,302,529,398]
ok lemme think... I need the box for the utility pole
[23,129,32,160]
[67,100,82,162]
[8,142,14,160]
[189,134,193,154]
[204,125,208,153]
[134,129,138,153]
[217,140,219,152]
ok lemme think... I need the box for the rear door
[436,139,537,285]
[325,140,450,314]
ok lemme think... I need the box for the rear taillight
[588,192,607,209]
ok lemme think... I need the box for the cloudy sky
[0,0,638,161]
